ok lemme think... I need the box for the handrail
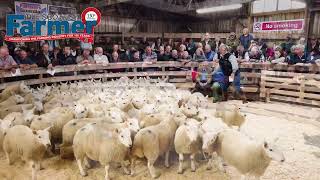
[0,61,319,90]
[0,61,319,78]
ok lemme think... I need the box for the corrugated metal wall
[253,11,305,22]
[95,16,237,33]
[95,16,180,33]
[310,11,320,37]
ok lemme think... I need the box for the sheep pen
[0,79,319,180]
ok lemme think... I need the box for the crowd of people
[0,28,319,102]
[1,28,320,72]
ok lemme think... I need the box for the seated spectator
[193,48,206,61]
[163,45,172,61]
[53,47,61,64]
[187,38,196,57]
[204,44,215,61]
[234,45,246,60]
[131,50,141,62]
[152,37,163,51]
[80,38,93,51]
[112,44,121,54]
[142,46,157,63]
[139,36,150,54]
[166,38,175,48]
[94,47,109,64]
[307,35,320,56]
[196,42,203,50]
[76,49,94,64]
[201,32,216,51]
[16,50,37,70]
[157,46,166,61]
[287,45,308,65]
[35,43,55,69]
[0,46,18,71]
[178,44,186,58]
[58,46,77,65]
[127,36,138,50]
[181,51,191,60]
[245,46,265,62]
[281,36,295,57]
[271,48,286,64]
[171,50,179,61]
[110,51,121,63]
[192,62,213,97]
[265,42,275,61]
[27,47,37,61]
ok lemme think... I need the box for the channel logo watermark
[5,7,101,42]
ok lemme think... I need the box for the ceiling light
[196,4,243,14]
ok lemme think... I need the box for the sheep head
[33,126,52,149]
[262,140,285,163]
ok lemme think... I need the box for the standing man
[239,28,254,51]
[212,44,244,102]
[201,33,216,52]
[226,32,240,54]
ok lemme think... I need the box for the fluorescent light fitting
[196,4,242,14]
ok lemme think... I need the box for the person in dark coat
[58,46,77,65]
[35,43,55,68]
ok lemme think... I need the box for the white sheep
[30,107,74,151]
[1,107,35,129]
[180,103,199,118]
[73,123,132,180]
[3,125,51,180]
[200,116,229,170]
[0,82,31,102]
[0,104,34,119]
[206,129,285,179]
[215,105,246,130]
[174,119,202,174]
[0,94,25,107]
[60,117,140,159]
[131,114,181,178]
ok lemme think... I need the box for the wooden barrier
[260,70,320,107]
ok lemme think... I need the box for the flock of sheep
[0,78,285,180]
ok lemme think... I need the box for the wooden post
[298,75,305,103]
[304,1,311,41]
[260,70,267,101]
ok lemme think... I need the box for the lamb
[180,103,199,118]
[0,104,34,119]
[0,82,31,102]
[3,125,51,180]
[30,107,75,150]
[174,119,202,174]
[0,121,5,151]
[73,123,132,180]
[1,107,35,129]
[60,117,140,159]
[207,129,285,179]
[131,114,180,178]
[140,114,162,128]
[200,117,229,170]
[215,105,246,130]
[0,94,25,107]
